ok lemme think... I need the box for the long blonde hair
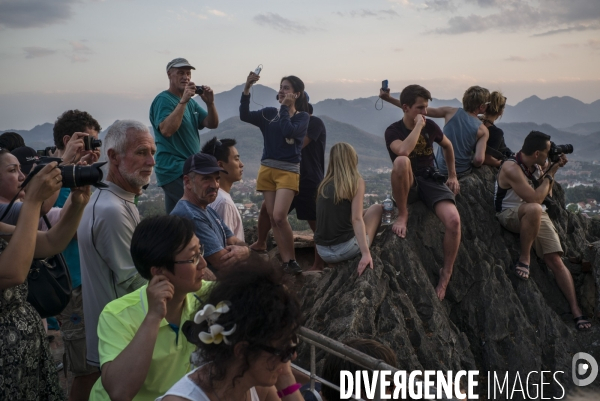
[317,142,361,204]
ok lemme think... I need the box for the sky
[0,0,599,130]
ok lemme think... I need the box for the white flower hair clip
[194,301,236,345]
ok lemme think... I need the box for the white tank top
[155,367,260,401]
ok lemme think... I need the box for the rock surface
[294,166,600,399]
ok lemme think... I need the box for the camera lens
[59,162,106,188]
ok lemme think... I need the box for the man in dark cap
[150,58,220,214]
[170,153,249,274]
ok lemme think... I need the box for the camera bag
[26,215,72,318]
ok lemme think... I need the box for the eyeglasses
[256,336,299,363]
[173,244,205,265]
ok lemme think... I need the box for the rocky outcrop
[294,166,599,399]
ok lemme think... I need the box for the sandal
[514,261,530,280]
[573,315,591,331]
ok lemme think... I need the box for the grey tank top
[436,108,482,175]
[314,182,355,246]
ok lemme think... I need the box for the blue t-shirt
[170,200,234,266]
[149,91,209,186]
[54,188,82,288]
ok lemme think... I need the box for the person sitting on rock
[494,130,591,331]
[481,91,513,167]
[381,84,461,301]
[313,143,382,276]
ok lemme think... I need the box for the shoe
[573,315,591,331]
[283,260,303,275]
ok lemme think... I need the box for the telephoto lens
[60,161,108,188]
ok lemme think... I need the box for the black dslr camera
[37,146,57,157]
[548,142,573,163]
[418,166,446,184]
[195,86,204,95]
[25,157,108,189]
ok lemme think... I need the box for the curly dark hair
[182,260,302,388]
[53,110,102,150]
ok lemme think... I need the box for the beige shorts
[58,286,99,377]
[497,205,563,257]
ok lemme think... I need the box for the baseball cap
[183,153,227,176]
[166,58,196,72]
[11,146,40,175]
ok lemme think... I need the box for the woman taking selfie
[159,263,304,401]
[239,72,309,274]
[0,151,90,399]
[314,143,383,276]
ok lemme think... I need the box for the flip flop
[573,315,591,331]
[514,261,530,280]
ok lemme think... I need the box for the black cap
[11,146,40,175]
[183,153,227,176]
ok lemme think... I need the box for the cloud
[436,0,600,35]
[208,9,227,17]
[0,0,76,29]
[505,53,559,62]
[506,56,527,62]
[336,9,399,19]
[253,13,306,34]
[532,24,600,37]
[70,41,92,54]
[71,55,89,63]
[424,0,457,12]
[23,46,56,59]
[588,39,600,50]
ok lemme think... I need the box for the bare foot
[435,267,452,301]
[391,210,409,238]
[249,241,267,253]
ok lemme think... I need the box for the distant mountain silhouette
[497,122,600,161]
[209,84,279,122]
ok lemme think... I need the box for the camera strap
[514,152,536,181]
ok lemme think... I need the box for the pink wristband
[277,383,301,398]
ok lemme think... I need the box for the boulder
[295,166,599,399]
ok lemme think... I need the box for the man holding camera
[150,58,219,214]
[384,84,460,301]
[495,130,590,331]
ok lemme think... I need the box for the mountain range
[3,86,600,181]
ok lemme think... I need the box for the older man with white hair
[78,119,156,369]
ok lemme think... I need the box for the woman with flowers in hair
[159,263,304,401]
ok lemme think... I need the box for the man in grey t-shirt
[78,120,156,367]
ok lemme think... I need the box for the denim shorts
[316,235,369,264]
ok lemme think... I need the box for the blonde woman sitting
[314,143,383,276]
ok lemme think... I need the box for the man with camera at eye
[150,58,220,214]
[494,131,590,331]
[383,84,461,301]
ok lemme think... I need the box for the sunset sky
[0,0,598,129]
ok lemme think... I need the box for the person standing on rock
[240,71,310,275]
[382,84,461,301]
[494,130,591,331]
[150,57,219,214]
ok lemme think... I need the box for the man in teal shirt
[150,57,219,213]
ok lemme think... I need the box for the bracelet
[276,383,301,398]
[179,100,188,105]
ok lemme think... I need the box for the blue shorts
[316,235,369,264]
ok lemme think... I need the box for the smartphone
[382,80,389,90]
[254,65,262,75]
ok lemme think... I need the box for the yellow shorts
[497,205,563,257]
[256,165,299,193]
